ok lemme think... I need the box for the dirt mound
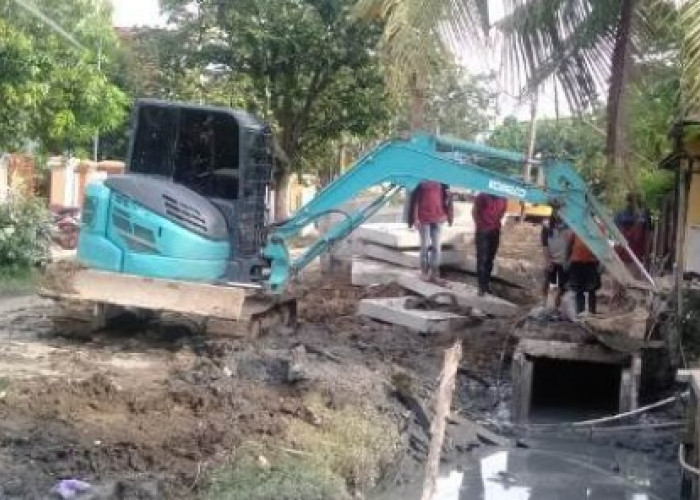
[0,354,291,498]
[294,275,403,323]
[499,220,542,260]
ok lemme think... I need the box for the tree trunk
[409,72,425,132]
[273,169,291,222]
[605,0,636,195]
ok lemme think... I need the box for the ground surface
[0,223,683,499]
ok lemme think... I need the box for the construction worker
[472,192,507,296]
[541,210,571,308]
[611,192,652,307]
[408,182,454,282]
[615,193,652,259]
[567,233,601,315]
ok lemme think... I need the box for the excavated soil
[0,224,676,499]
[0,267,524,499]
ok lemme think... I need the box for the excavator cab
[77,99,274,284]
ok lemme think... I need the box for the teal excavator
[46,99,653,334]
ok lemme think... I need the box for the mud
[0,225,683,499]
[0,270,476,499]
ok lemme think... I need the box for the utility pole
[524,92,539,183]
[93,37,102,162]
[518,92,539,222]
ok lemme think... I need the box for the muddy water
[435,442,677,499]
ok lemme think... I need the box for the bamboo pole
[420,341,462,500]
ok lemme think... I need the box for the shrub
[0,193,51,270]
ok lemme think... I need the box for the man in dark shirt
[472,193,507,296]
[611,192,652,307]
[614,192,652,268]
[408,182,454,282]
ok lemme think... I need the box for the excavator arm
[263,133,654,293]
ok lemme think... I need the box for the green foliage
[137,0,392,174]
[487,49,679,210]
[393,67,497,139]
[287,395,400,491]
[0,267,39,297]
[0,0,128,154]
[0,194,50,271]
[488,115,607,186]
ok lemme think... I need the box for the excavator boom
[264,133,654,293]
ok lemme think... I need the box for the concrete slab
[356,222,473,249]
[512,339,640,421]
[360,242,464,269]
[358,296,467,333]
[516,339,630,364]
[397,276,519,317]
[351,257,417,286]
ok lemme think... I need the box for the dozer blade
[39,264,296,337]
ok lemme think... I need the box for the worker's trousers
[476,229,500,292]
[419,223,443,273]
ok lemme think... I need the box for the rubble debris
[582,307,650,340]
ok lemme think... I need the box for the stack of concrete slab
[351,221,475,286]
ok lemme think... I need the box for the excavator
[41,99,655,335]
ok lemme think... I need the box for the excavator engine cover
[77,99,274,283]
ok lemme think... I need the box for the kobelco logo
[488,180,527,198]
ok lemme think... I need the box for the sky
[111,0,163,28]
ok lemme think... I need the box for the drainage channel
[376,317,683,500]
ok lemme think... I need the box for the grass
[203,394,401,499]
[286,394,400,492]
[0,266,39,297]
[204,452,350,500]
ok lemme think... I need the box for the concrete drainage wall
[511,339,641,423]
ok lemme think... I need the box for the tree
[0,0,128,155]
[355,0,678,192]
[393,66,497,139]
[487,57,677,210]
[156,0,391,220]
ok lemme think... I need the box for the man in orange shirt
[567,233,601,315]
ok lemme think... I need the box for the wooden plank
[517,339,630,365]
[421,342,462,500]
[511,352,533,424]
[397,276,518,317]
[40,269,247,320]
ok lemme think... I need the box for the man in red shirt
[408,182,454,282]
[472,193,507,295]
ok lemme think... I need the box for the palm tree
[678,0,700,114]
[355,0,679,191]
